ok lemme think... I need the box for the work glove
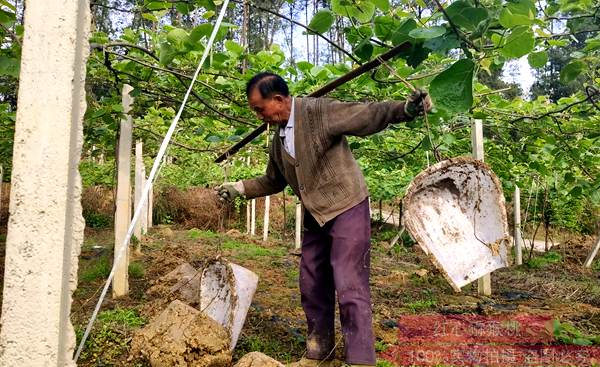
[404,89,433,118]
[216,181,245,202]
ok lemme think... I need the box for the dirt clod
[131,300,232,367]
[233,352,284,367]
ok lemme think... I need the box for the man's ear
[272,94,285,103]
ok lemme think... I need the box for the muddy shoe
[287,358,342,367]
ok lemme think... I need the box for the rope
[74,0,231,360]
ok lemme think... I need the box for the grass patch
[222,240,285,259]
[405,299,437,313]
[128,261,145,279]
[188,228,218,240]
[76,308,145,364]
[285,267,299,288]
[553,319,600,346]
[80,255,111,282]
[527,251,562,269]
[235,335,297,364]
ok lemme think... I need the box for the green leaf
[0,9,15,26]
[444,1,488,31]
[499,0,536,28]
[527,51,548,68]
[424,33,460,54]
[331,0,375,23]
[354,38,374,60]
[146,1,170,11]
[175,3,193,14]
[158,42,176,65]
[371,0,390,11]
[167,28,188,46]
[308,9,335,34]
[141,12,158,22]
[430,59,474,113]
[559,60,585,83]
[0,56,19,77]
[408,26,446,40]
[390,18,417,46]
[374,16,397,41]
[224,40,244,55]
[501,26,534,58]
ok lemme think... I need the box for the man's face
[248,88,290,125]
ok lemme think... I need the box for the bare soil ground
[1,223,599,366]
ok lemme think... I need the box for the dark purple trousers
[300,198,375,365]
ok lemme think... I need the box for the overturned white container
[200,258,259,350]
[402,157,510,291]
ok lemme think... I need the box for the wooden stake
[472,119,492,296]
[263,195,270,241]
[0,165,3,224]
[514,185,523,265]
[295,202,302,249]
[113,84,134,298]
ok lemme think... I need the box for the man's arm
[242,147,287,199]
[325,90,432,137]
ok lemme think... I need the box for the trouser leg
[300,212,335,360]
[329,198,376,365]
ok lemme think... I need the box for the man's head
[246,72,292,125]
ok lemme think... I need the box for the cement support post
[295,203,302,249]
[134,140,143,245]
[251,199,256,236]
[514,185,523,265]
[113,84,133,298]
[147,183,153,228]
[472,119,492,296]
[0,1,90,365]
[263,195,270,241]
[140,165,148,235]
[584,236,600,268]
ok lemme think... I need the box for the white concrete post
[0,1,90,365]
[140,165,148,235]
[295,202,302,249]
[472,119,491,296]
[584,236,600,268]
[263,195,270,241]
[251,199,256,236]
[246,200,251,234]
[147,182,153,228]
[113,84,134,298]
[134,140,143,244]
[514,185,523,265]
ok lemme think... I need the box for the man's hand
[404,89,433,118]
[216,181,245,202]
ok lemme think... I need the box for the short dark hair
[246,72,289,99]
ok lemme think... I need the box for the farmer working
[217,72,432,366]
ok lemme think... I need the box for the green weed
[285,267,299,288]
[97,307,145,328]
[527,251,562,269]
[80,255,111,282]
[235,335,295,363]
[405,299,437,312]
[188,228,219,240]
[222,240,285,259]
[83,212,112,228]
[128,262,145,279]
[375,340,389,352]
[553,319,600,346]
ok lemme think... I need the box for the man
[218,72,432,366]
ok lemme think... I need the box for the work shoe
[287,358,342,367]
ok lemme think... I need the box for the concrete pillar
[147,182,153,228]
[472,119,491,296]
[140,165,148,235]
[112,84,133,298]
[0,1,90,365]
[134,140,143,244]
[295,203,302,249]
[262,195,270,241]
[514,185,522,265]
[251,199,256,236]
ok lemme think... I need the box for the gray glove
[216,181,245,202]
[404,89,433,118]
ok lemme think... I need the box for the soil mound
[131,300,231,367]
[233,352,284,367]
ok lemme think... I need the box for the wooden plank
[472,119,492,296]
[584,236,600,268]
[214,41,412,163]
[514,185,522,265]
[113,84,134,298]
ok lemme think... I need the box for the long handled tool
[214,41,412,163]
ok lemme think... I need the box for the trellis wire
[74,0,231,360]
